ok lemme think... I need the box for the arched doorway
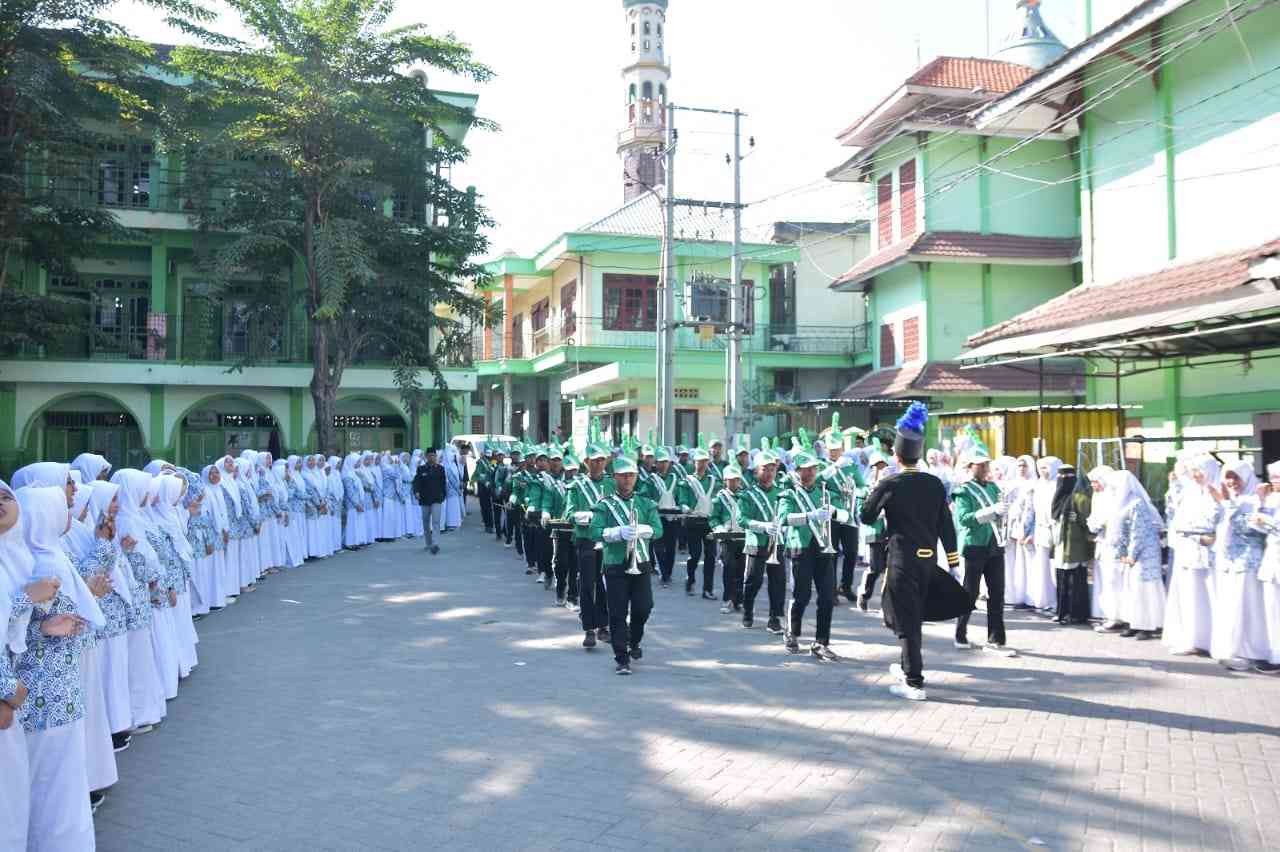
[175,395,283,470]
[330,396,408,455]
[24,393,146,472]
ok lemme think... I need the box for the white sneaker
[953,639,976,650]
[889,683,927,701]
[889,662,905,682]
[1221,657,1251,671]
[720,603,733,614]
[984,643,1018,658]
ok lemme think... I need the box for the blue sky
[113,0,1097,256]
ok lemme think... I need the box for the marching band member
[953,444,1017,657]
[709,464,746,614]
[676,447,719,599]
[776,451,845,660]
[641,447,680,587]
[739,450,786,633]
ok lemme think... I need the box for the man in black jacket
[413,448,447,554]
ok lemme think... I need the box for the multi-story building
[825,0,1088,433]
[469,0,871,447]
[0,57,480,475]
[961,0,1280,468]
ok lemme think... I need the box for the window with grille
[902,316,921,362]
[877,174,893,247]
[561,280,577,338]
[531,298,550,333]
[899,160,917,238]
[96,140,152,208]
[510,314,524,358]
[768,264,796,333]
[603,274,658,331]
[879,323,896,369]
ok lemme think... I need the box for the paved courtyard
[95,521,1280,851]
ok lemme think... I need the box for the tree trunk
[409,402,420,452]
[303,187,340,455]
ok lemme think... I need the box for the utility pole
[657,104,677,446]
[726,108,743,444]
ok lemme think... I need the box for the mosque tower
[994,0,1067,70]
[618,0,670,202]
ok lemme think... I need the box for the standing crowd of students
[0,447,465,852]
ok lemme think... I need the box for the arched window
[628,83,637,103]
[641,81,653,100]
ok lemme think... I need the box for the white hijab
[325,456,344,501]
[149,474,194,564]
[233,457,260,522]
[1086,465,1116,533]
[301,454,326,494]
[71,453,112,484]
[1106,469,1163,544]
[62,477,97,563]
[110,469,162,574]
[1,478,36,653]
[10,461,71,492]
[1033,456,1062,520]
[17,485,105,630]
[201,464,232,532]
[84,481,133,607]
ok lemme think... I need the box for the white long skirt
[329,514,342,553]
[26,720,95,852]
[1263,582,1280,665]
[221,540,241,599]
[0,720,29,851]
[151,606,180,701]
[1026,545,1057,610]
[80,642,118,793]
[126,626,165,727]
[175,590,199,678]
[1163,568,1215,653]
[1121,567,1166,632]
[99,632,132,734]
[237,535,260,588]
[364,502,380,542]
[306,516,325,558]
[381,499,403,539]
[1012,541,1035,607]
[1211,571,1269,662]
[1095,555,1125,623]
[344,508,364,548]
[193,550,217,614]
[402,498,417,537]
[268,516,288,568]
[286,512,306,566]
[444,494,463,529]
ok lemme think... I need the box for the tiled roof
[967,236,1280,347]
[838,361,1083,400]
[831,231,1081,289]
[907,56,1036,93]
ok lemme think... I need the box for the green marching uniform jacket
[588,492,664,570]
[675,470,720,517]
[531,470,569,522]
[819,462,866,523]
[567,474,614,543]
[708,487,743,532]
[640,469,679,511]
[953,479,1003,551]
[737,480,783,555]
[511,468,533,514]
[776,480,853,552]
[493,462,512,500]
[474,458,494,492]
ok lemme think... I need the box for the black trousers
[605,566,654,664]
[720,541,745,605]
[789,540,836,644]
[859,540,887,600]
[478,485,494,531]
[885,549,932,689]
[654,526,677,581]
[834,523,860,593]
[1056,563,1091,624]
[552,530,575,598]
[533,524,554,579]
[576,541,609,631]
[685,520,717,592]
[957,544,1007,645]
[743,551,785,622]
[493,502,505,540]
[526,521,542,571]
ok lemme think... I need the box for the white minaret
[618,0,670,202]
[994,0,1067,70]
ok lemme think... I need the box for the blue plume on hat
[896,402,929,437]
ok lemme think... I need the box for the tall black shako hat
[893,402,929,463]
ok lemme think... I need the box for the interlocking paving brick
[93,521,1280,851]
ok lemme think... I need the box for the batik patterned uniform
[123,547,157,631]
[16,592,85,733]
[1112,500,1166,631]
[1211,496,1268,663]
[74,540,130,641]
[1255,505,1280,664]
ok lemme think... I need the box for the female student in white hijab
[82,481,137,747]
[1164,454,1222,655]
[300,454,329,558]
[201,462,237,608]
[1251,461,1280,674]
[1104,469,1166,640]
[1086,465,1122,628]
[1209,459,1268,670]
[360,452,381,543]
[71,452,112,484]
[1005,455,1038,609]
[1027,457,1062,612]
[340,453,368,549]
[402,451,421,538]
[59,479,120,805]
[241,451,276,576]
[141,475,181,701]
[274,458,305,567]
[231,457,263,587]
[259,452,290,572]
[324,457,344,554]
[16,485,105,852]
[443,445,464,531]
[109,469,168,732]
[377,452,403,540]
[151,474,199,680]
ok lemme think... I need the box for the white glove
[603,526,623,543]
[574,511,592,526]
[994,501,1009,518]
[507,496,516,507]
[975,505,1002,524]
[749,520,780,537]
[808,508,832,524]
[833,509,851,525]
[619,525,638,542]
[636,524,654,540]
[786,513,809,527]
[541,511,552,526]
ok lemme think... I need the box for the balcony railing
[477,316,870,361]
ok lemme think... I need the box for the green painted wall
[927,264,984,361]
[922,134,981,233]
[985,138,1080,238]
[988,264,1076,331]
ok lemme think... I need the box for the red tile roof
[831,231,1081,289]
[839,361,1083,400]
[967,236,1280,348]
[837,57,1035,141]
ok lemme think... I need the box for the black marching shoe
[615,661,632,675]
[856,595,869,612]
[741,617,754,629]
[766,619,784,635]
[784,634,802,654]
[811,642,839,662]
[89,791,106,815]
[659,578,671,589]
[685,579,695,596]
[525,567,536,575]
[597,627,611,642]
[628,644,643,660]
[701,590,716,601]
[1120,628,1139,638]
[111,733,131,753]
[583,630,596,649]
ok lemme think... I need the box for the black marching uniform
[859,466,966,689]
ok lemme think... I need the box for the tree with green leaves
[168,0,495,453]
[0,0,210,351]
